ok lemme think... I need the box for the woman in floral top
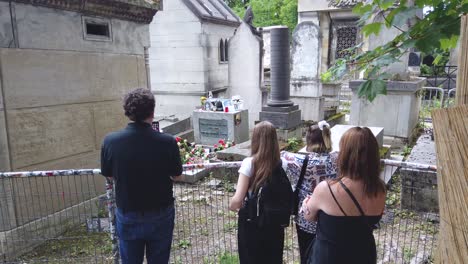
[281,121,338,264]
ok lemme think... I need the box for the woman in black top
[301,127,386,264]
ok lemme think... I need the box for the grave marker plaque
[199,119,228,139]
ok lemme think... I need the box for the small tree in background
[226,0,298,33]
[323,0,467,102]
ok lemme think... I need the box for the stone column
[259,26,302,141]
[268,26,293,107]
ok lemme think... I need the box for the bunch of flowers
[176,137,235,164]
[176,137,209,165]
[213,139,235,152]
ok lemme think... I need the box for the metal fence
[0,160,439,264]
[420,65,457,92]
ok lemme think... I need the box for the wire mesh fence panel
[0,172,112,264]
[1,161,439,264]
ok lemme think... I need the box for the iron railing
[0,160,439,264]
[420,65,457,92]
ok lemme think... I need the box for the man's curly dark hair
[123,88,155,122]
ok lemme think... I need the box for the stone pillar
[268,26,293,107]
[259,26,302,141]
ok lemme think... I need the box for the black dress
[308,181,382,264]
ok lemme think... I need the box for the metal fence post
[106,177,120,264]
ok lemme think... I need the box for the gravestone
[192,109,249,146]
[349,79,425,139]
[228,22,263,129]
[290,21,325,121]
[298,125,384,153]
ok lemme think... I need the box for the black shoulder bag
[292,155,309,216]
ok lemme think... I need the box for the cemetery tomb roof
[328,0,362,8]
[2,0,160,24]
[182,0,241,27]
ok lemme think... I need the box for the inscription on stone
[199,119,228,139]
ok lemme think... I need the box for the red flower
[218,139,225,145]
[176,137,182,142]
[214,144,218,148]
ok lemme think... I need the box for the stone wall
[202,22,233,92]
[229,22,262,128]
[401,134,438,212]
[0,2,150,238]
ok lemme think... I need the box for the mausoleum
[149,0,241,119]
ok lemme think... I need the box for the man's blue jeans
[116,205,175,264]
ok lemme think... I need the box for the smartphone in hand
[152,121,160,132]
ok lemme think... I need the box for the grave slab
[401,134,438,212]
[216,140,251,161]
[192,109,249,146]
[298,125,384,153]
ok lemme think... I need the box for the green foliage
[223,221,238,232]
[402,145,413,157]
[218,252,240,264]
[227,0,298,32]
[284,137,304,152]
[324,0,466,102]
[176,240,192,249]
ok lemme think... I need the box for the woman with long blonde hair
[229,121,290,264]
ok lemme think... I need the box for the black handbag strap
[295,155,309,193]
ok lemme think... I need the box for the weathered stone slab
[216,140,251,161]
[259,109,302,130]
[290,21,321,97]
[92,101,129,150]
[401,134,438,212]
[290,96,324,121]
[7,104,96,169]
[349,78,424,138]
[0,2,13,48]
[14,4,149,54]
[181,168,211,184]
[193,110,249,146]
[0,49,140,109]
[299,124,384,153]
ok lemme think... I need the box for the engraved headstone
[193,110,249,145]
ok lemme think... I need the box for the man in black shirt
[101,88,182,264]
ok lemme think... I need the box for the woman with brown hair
[229,121,290,264]
[281,121,338,264]
[301,127,386,264]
